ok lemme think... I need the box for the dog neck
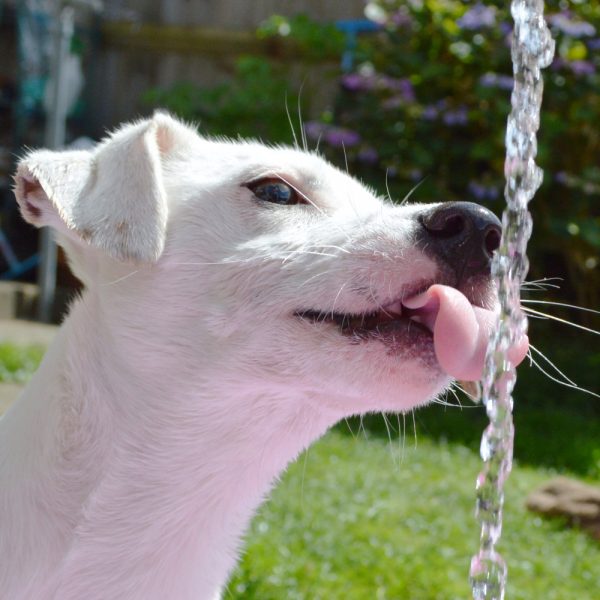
[0,290,336,600]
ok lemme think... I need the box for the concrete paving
[0,318,58,346]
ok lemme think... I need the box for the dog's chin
[282,315,449,415]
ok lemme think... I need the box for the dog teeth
[384,300,403,316]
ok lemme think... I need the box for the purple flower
[468,182,486,200]
[553,58,596,77]
[381,78,416,107]
[382,96,404,110]
[587,38,600,50]
[487,186,500,200]
[548,13,596,38]
[324,127,361,148]
[443,107,468,126]
[380,76,415,100]
[397,78,416,103]
[569,60,596,76]
[457,3,496,30]
[479,72,514,90]
[421,105,439,120]
[357,147,379,165]
[468,181,500,201]
[341,73,375,92]
[390,10,414,29]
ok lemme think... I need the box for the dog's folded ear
[14,112,191,263]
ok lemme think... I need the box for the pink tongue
[402,284,529,381]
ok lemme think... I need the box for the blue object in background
[335,19,382,72]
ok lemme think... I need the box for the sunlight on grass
[0,343,44,383]
[228,430,599,600]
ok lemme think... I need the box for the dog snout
[417,201,502,280]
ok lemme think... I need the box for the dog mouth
[296,283,529,382]
[296,299,432,339]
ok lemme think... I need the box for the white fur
[1,113,464,599]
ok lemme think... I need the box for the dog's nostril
[417,201,502,280]
[484,226,502,257]
[421,213,466,239]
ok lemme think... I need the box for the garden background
[0,1,599,598]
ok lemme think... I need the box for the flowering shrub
[307,1,600,308]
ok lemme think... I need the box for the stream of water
[469,2,555,599]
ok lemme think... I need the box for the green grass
[1,336,598,598]
[0,342,45,383]
[228,428,599,600]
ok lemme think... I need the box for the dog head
[14,113,527,419]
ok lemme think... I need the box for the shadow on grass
[338,326,600,479]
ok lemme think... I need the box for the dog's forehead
[186,137,382,213]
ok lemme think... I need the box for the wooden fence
[86,0,367,132]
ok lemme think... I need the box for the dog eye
[247,179,302,205]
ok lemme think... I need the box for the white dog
[0,113,527,599]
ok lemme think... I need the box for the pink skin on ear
[20,177,44,219]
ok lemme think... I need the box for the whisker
[528,343,577,386]
[274,174,353,243]
[524,312,550,320]
[520,277,562,291]
[522,307,600,336]
[281,250,340,265]
[342,417,359,440]
[521,299,600,316]
[315,131,324,155]
[410,409,417,449]
[381,413,398,465]
[400,176,429,206]
[298,269,335,288]
[341,141,350,175]
[297,78,308,152]
[284,92,299,150]
[358,414,367,439]
[454,380,480,404]
[330,282,348,320]
[100,269,141,286]
[397,413,405,464]
[526,351,600,399]
[384,168,393,204]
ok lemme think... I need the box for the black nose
[417,202,502,280]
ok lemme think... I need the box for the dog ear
[14,113,192,263]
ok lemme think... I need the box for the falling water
[469,2,554,599]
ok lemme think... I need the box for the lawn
[0,342,45,384]
[228,427,599,600]
[1,328,598,599]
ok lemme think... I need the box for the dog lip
[293,280,493,357]
[294,296,435,338]
[293,280,441,333]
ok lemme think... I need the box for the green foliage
[257,14,346,61]
[0,343,44,383]
[143,56,302,144]
[143,15,345,145]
